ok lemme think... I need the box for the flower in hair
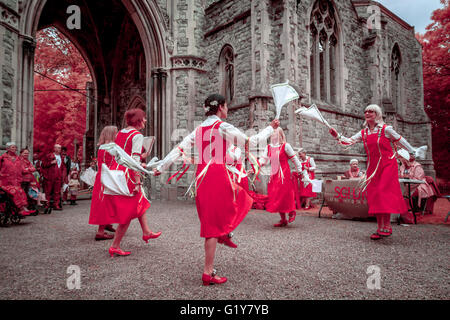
[203,105,210,112]
[210,100,218,106]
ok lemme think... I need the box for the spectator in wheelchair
[0,142,36,216]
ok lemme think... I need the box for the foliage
[416,0,450,181]
[34,27,91,161]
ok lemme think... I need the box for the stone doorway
[16,0,168,165]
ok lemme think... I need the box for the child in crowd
[68,171,81,205]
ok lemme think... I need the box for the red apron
[362,125,407,215]
[194,121,253,238]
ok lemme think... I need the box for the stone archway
[14,0,168,162]
[119,95,146,129]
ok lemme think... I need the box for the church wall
[202,0,253,127]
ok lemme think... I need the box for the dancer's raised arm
[156,117,279,173]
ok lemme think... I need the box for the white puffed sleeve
[337,131,362,146]
[258,145,270,166]
[384,126,416,154]
[219,122,274,149]
[284,143,302,172]
[156,130,196,172]
[131,134,144,163]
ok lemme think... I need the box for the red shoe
[95,233,114,241]
[19,210,30,216]
[108,247,131,257]
[105,225,116,233]
[288,212,296,223]
[19,208,37,216]
[218,233,237,248]
[142,231,162,243]
[202,269,227,286]
[370,232,382,240]
[274,220,288,227]
[378,228,392,237]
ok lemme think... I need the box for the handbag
[100,163,132,196]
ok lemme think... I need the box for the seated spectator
[398,149,436,212]
[0,142,36,216]
[344,159,364,179]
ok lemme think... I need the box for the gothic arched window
[309,0,340,105]
[219,45,235,104]
[391,44,402,113]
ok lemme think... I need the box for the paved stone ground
[0,199,449,300]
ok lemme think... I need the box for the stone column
[17,36,35,151]
[83,81,96,168]
[0,0,20,149]
[151,68,167,159]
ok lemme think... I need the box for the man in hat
[0,142,36,216]
[344,159,364,179]
[41,144,67,211]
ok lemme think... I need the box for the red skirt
[299,172,316,198]
[266,172,296,213]
[366,159,407,216]
[195,163,253,238]
[88,171,150,225]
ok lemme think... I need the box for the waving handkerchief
[295,104,332,129]
[414,146,427,160]
[146,156,163,169]
[270,82,300,119]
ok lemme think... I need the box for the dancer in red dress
[89,110,161,257]
[329,104,419,240]
[259,128,302,227]
[298,148,316,209]
[156,94,279,285]
[88,126,120,240]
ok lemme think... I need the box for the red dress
[265,144,296,213]
[89,129,150,225]
[362,125,407,215]
[194,121,253,238]
[299,156,316,198]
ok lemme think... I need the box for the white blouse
[156,115,274,172]
[259,143,303,173]
[339,124,415,153]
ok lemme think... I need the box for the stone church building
[0,0,434,198]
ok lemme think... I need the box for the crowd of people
[1,94,438,287]
[0,142,84,218]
